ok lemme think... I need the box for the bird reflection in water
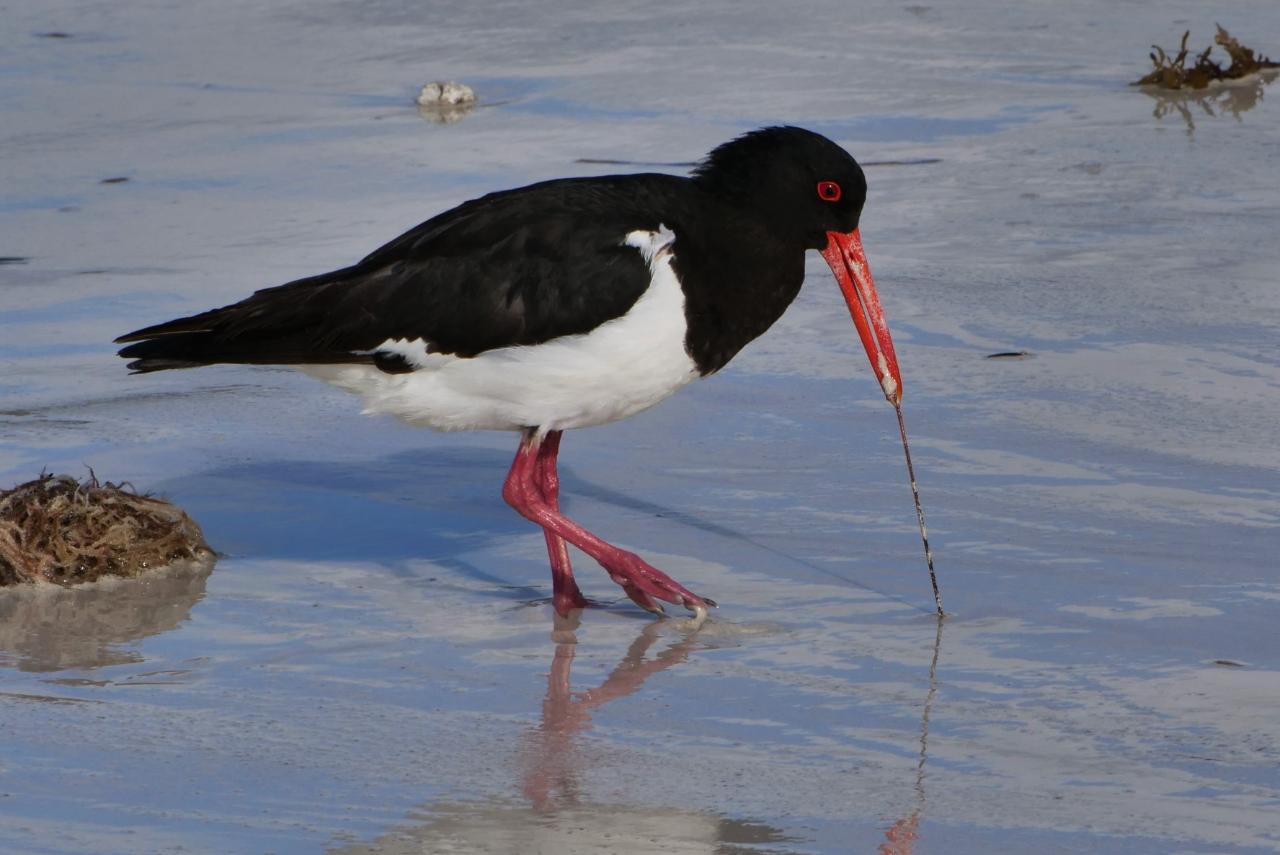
[326,611,947,853]
[879,616,944,855]
[328,613,797,854]
[519,611,700,811]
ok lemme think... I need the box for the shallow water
[3,1,1280,852]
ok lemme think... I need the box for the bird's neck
[671,221,806,376]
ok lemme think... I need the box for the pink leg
[503,431,714,616]
[534,430,588,615]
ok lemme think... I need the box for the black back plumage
[117,126,869,377]
[117,176,680,371]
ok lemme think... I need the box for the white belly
[303,228,699,434]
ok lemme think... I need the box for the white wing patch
[625,224,675,263]
[303,226,698,433]
[369,337,434,369]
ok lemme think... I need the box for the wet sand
[3,1,1279,852]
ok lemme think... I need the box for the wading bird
[117,126,903,621]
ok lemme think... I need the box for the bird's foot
[602,550,716,618]
[552,586,590,617]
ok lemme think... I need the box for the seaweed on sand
[0,473,211,587]
[1134,25,1279,89]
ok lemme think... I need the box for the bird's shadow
[153,445,543,603]
[153,443,909,609]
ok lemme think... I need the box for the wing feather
[116,175,685,372]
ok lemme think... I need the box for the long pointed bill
[820,228,903,405]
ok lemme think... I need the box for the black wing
[116,174,686,373]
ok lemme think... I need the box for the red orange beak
[820,228,903,405]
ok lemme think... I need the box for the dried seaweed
[1134,25,1279,89]
[0,472,211,587]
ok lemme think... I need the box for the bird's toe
[618,581,666,615]
[603,551,714,618]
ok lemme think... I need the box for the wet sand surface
[3,1,1279,852]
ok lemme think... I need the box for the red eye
[817,181,842,202]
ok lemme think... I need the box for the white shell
[415,81,476,106]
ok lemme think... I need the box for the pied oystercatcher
[117,126,904,621]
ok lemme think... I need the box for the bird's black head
[691,126,868,249]
[694,126,901,405]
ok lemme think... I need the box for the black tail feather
[114,266,375,373]
[117,331,377,373]
[114,314,217,344]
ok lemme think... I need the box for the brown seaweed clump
[1134,25,1280,89]
[0,473,211,587]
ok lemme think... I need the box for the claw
[679,593,717,611]
[622,584,666,616]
